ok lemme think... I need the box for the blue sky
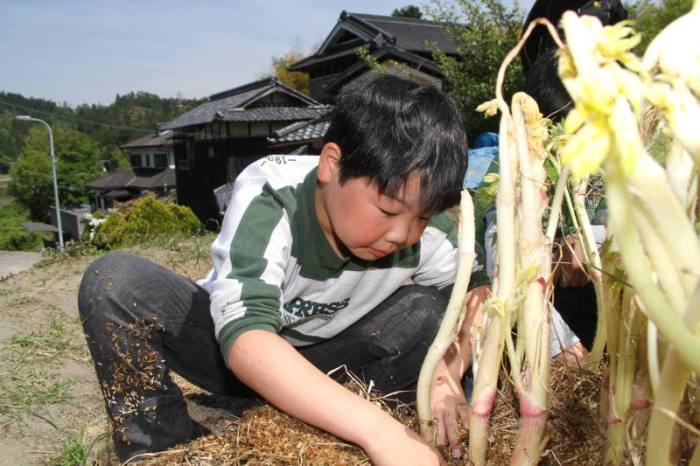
[0,0,534,106]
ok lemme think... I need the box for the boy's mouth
[368,247,391,259]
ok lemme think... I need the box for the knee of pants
[78,252,149,325]
[369,285,447,357]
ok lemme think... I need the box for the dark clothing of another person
[520,0,628,75]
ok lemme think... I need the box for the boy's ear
[318,142,342,183]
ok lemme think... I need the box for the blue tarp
[463,132,499,189]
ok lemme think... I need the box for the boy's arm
[229,329,445,466]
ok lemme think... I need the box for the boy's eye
[379,207,399,217]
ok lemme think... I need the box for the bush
[90,195,201,249]
[0,201,45,251]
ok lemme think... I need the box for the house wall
[127,147,176,169]
[192,121,289,141]
[174,137,275,224]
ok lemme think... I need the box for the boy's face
[316,144,433,261]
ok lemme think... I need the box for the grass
[37,241,100,268]
[0,370,71,416]
[157,230,215,267]
[36,230,216,269]
[5,295,39,307]
[0,313,84,420]
[47,434,89,466]
[7,313,84,363]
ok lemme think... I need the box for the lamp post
[15,115,64,250]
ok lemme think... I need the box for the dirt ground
[0,239,220,465]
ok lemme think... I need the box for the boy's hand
[362,423,446,466]
[430,361,469,459]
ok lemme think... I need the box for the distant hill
[0,91,205,163]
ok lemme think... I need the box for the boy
[79,75,482,464]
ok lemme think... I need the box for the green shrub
[91,194,201,249]
[0,201,45,251]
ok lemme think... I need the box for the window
[154,153,168,168]
[130,154,142,168]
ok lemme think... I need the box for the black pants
[78,252,447,460]
[553,283,598,350]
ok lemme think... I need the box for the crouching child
[79,75,483,465]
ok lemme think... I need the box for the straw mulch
[128,404,369,465]
[123,361,609,465]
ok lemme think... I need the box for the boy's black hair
[322,74,468,213]
[520,0,628,121]
[524,50,573,122]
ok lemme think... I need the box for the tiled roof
[290,11,456,71]
[350,13,457,55]
[86,168,176,191]
[160,77,322,130]
[323,47,443,94]
[288,46,366,71]
[121,130,174,149]
[222,106,332,122]
[269,115,332,145]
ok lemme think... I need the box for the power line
[0,99,156,134]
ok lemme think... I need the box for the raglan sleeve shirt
[205,169,293,362]
[202,156,493,363]
[411,213,490,292]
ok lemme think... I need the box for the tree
[629,0,692,52]
[392,5,423,18]
[0,116,25,164]
[9,128,53,220]
[104,146,130,172]
[0,90,203,157]
[0,201,44,251]
[428,0,524,140]
[271,50,310,95]
[9,124,104,220]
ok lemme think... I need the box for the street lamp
[15,115,64,250]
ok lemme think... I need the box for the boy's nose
[385,220,411,247]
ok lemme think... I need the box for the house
[160,77,331,223]
[267,11,458,153]
[121,130,176,171]
[268,113,332,155]
[160,12,458,224]
[86,130,176,210]
[289,11,457,104]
